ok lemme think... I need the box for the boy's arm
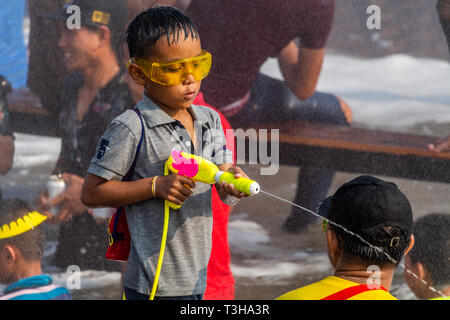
[81,173,154,208]
[81,173,195,208]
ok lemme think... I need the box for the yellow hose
[149,162,171,300]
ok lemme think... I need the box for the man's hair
[0,199,46,261]
[126,6,199,59]
[84,24,124,61]
[408,213,450,288]
[331,224,411,267]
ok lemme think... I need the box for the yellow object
[129,50,212,86]
[276,276,397,300]
[166,150,260,200]
[149,161,172,300]
[92,10,110,25]
[0,211,47,240]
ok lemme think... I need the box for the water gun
[166,150,260,209]
[147,151,260,300]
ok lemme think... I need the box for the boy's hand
[218,166,249,199]
[156,174,195,206]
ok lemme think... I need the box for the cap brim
[317,196,332,219]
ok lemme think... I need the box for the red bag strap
[321,284,388,300]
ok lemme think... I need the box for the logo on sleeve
[97,139,110,159]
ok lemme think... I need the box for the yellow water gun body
[167,150,260,199]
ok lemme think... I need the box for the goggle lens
[130,50,212,86]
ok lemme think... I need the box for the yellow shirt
[430,296,450,300]
[276,276,397,300]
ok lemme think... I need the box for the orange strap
[321,284,388,300]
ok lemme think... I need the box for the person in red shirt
[194,93,236,300]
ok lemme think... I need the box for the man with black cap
[35,0,134,272]
[277,175,415,300]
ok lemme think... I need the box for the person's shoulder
[351,289,397,300]
[276,284,319,300]
[276,278,332,300]
[108,107,143,137]
[192,104,222,124]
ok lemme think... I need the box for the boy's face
[133,35,204,111]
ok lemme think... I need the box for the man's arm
[277,41,325,101]
[429,136,450,153]
[0,135,14,174]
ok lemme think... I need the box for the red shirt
[194,93,235,299]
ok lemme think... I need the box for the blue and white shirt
[0,275,71,300]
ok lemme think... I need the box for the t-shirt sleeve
[299,0,335,49]
[87,118,139,181]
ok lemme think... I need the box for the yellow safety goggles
[129,50,212,86]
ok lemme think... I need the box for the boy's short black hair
[332,225,410,267]
[408,213,450,288]
[0,199,46,261]
[126,6,199,59]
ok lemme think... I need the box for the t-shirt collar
[137,93,209,128]
[3,275,53,294]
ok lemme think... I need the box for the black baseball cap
[42,0,128,33]
[318,175,413,247]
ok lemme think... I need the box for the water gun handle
[164,161,182,210]
[214,171,260,196]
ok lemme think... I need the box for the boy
[81,6,248,300]
[277,176,415,300]
[0,199,71,300]
[404,213,450,300]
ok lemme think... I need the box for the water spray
[150,151,447,300]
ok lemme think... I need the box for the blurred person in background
[35,0,134,272]
[403,213,450,300]
[0,77,15,184]
[429,0,450,152]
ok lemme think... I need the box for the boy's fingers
[231,166,249,179]
[179,185,194,197]
[221,181,241,197]
[179,175,195,188]
[168,194,183,206]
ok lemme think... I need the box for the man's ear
[128,63,147,86]
[326,229,340,267]
[96,25,112,48]
[404,234,415,256]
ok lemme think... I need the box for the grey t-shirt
[87,94,232,296]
